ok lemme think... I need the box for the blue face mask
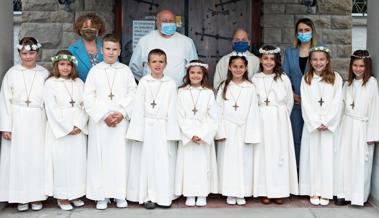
[160,22,177,36]
[297,31,312,43]
[232,41,249,53]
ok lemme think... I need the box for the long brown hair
[179,60,212,89]
[347,50,372,86]
[293,18,317,48]
[48,50,78,80]
[304,50,335,85]
[220,56,249,100]
[259,44,283,81]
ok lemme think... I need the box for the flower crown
[17,42,42,51]
[185,62,209,70]
[309,46,330,54]
[259,47,281,54]
[51,54,78,65]
[351,54,371,59]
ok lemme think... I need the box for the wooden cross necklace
[189,86,202,115]
[317,80,325,107]
[262,74,274,106]
[349,83,356,110]
[22,70,37,107]
[63,80,75,107]
[230,84,242,111]
[149,80,162,109]
[105,67,117,100]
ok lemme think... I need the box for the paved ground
[1,196,378,218]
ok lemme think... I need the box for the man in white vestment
[129,9,198,86]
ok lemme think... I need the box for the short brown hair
[74,13,105,36]
[103,33,121,45]
[148,48,167,63]
[48,50,78,80]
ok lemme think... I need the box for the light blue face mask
[160,22,177,36]
[297,31,312,43]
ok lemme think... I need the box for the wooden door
[118,0,256,84]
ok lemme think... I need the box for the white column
[0,0,13,211]
[367,0,379,208]
[0,0,13,80]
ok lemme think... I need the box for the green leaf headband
[51,54,78,65]
[309,46,331,54]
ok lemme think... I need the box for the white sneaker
[196,197,207,206]
[185,196,196,206]
[71,199,85,207]
[57,200,73,211]
[31,202,43,211]
[17,203,29,212]
[226,196,237,205]
[236,197,246,205]
[320,198,330,206]
[115,199,128,208]
[310,196,320,205]
[96,199,109,210]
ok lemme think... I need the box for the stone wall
[20,0,114,69]
[262,0,352,77]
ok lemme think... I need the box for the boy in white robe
[84,34,137,210]
[126,49,180,209]
[0,37,49,211]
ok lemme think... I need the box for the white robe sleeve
[322,74,343,132]
[129,42,145,81]
[126,80,146,141]
[44,81,75,138]
[177,90,194,145]
[186,38,198,62]
[116,69,137,120]
[0,73,12,132]
[366,79,379,142]
[215,86,226,140]
[244,85,261,144]
[72,81,89,134]
[83,69,112,123]
[284,75,294,113]
[213,58,226,90]
[166,82,180,141]
[195,93,218,145]
[301,78,322,132]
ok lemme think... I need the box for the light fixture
[58,0,74,12]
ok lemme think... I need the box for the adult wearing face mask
[129,9,198,86]
[68,13,105,81]
[283,18,318,169]
[213,28,259,89]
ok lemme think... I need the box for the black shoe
[157,204,171,209]
[144,201,156,209]
[334,198,348,206]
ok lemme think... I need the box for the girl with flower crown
[0,37,50,211]
[215,55,261,205]
[44,50,88,211]
[174,60,218,207]
[252,45,298,205]
[299,46,343,206]
[334,50,379,206]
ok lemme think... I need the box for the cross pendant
[233,103,239,111]
[318,97,324,107]
[108,92,115,100]
[192,107,198,115]
[350,101,355,109]
[25,98,31,107]
[150,100,157,108]
[264,97,270,106]
[69,99,76,107]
